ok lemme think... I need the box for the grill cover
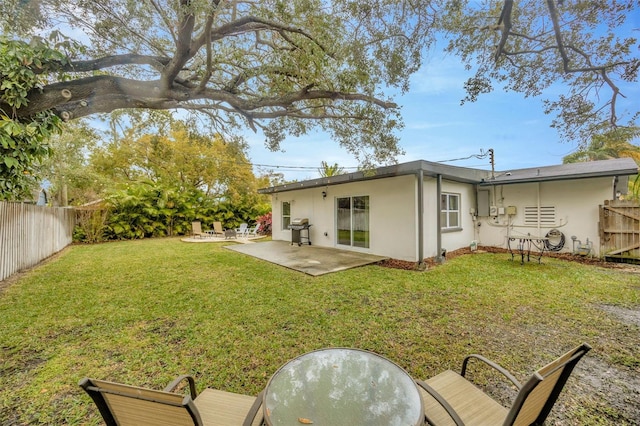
[290,218,309,226]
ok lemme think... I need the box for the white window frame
[282,201,291,230]
[441,193,461,230]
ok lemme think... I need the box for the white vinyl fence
[0,202,75,282]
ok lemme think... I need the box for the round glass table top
[263,348,423,426]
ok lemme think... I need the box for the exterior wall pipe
[436,174,443,263]
[417,169,424,266]
[537,182,541,237]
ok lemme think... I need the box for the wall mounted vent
[524,206,556,225]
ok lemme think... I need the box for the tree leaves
[0,0,439,169]
[440,0,639,145]
[0,38,66,199]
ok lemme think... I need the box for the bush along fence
[0,202,75,282]
[73,182,272,242]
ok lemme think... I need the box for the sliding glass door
[336,196,369,248]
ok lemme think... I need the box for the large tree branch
[62,54,171,72]
[197,14,215,92]
[8,75,396,123]
[162,0,197,88]
[8,77,184,119]
[190,16,328,55]
[494,0,513,63]
[545,0,570,72]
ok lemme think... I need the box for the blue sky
[243,47,639,182]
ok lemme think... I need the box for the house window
[440,193,460,229]
[282,201,291,230]
[524,206,556,226]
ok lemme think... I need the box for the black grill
[288,218,311,246]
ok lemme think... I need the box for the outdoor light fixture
[322,191,327,199]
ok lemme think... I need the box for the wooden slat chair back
[79,378,202,426]
[213,221,224,236]
[417,343,591,426]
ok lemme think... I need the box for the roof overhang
[258,157,638,194]
[258,160,490,194]
[478,158,638,186]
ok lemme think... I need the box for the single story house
[258,158,638,263]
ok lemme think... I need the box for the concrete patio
[225,240,388,276]
[181,234,267,244]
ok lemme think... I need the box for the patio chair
[246,225,260,238]
[79,376,263,426]
[236,223,249,237]
[191,221,208,238]
[212,221,224,237]
[416,343,591,426]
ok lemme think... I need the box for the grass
[0,238,638,425]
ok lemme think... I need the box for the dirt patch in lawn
[572,355,640,424]
[481,351,640,425]
[599,304,640,327]
[378,245,640,272]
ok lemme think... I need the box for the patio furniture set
[192,221,259,239]
[79,343,591,425]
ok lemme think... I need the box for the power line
[228,149,493,173]
[435,149,491,163]
[250,162,359,171]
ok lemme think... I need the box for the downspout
[417,169,424,267]
[436,174,443,263]
[537,182,541,237]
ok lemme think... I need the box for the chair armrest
[461,354,522,390]
[164,375,198,398]
[415,380,465,426]
[242,390,265,426]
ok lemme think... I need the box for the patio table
[262,348,424,426]
[508,235,548,264]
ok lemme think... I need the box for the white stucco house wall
[258,158,637,264]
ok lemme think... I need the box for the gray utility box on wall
[477,189,491,217]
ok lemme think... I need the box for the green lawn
[1,238,638,425]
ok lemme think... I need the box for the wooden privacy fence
[599,200,640,262]
[0,202,75,282]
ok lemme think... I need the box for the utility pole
[488,148,495,179]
